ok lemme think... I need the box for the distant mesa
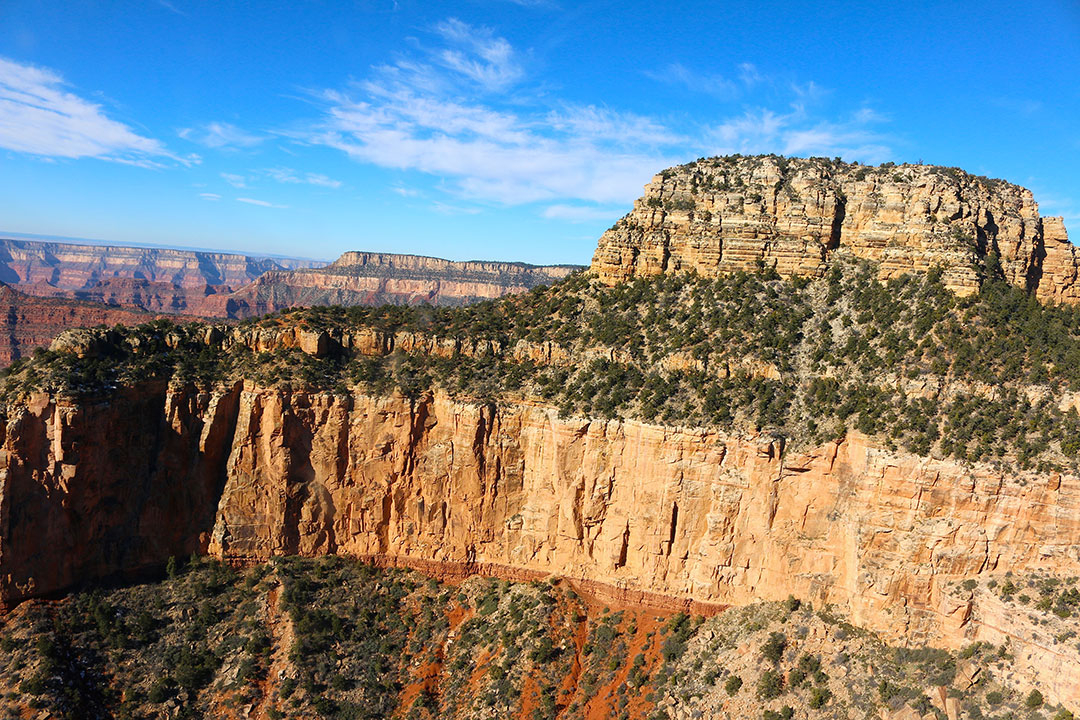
[223,251,582,318]
[592,154,1077,303]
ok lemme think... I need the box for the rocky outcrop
[591,156,1078,301]
[3,384,1080,701]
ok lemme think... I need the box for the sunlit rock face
[592,155,1077,302]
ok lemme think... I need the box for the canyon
[0,237,580,360]
[0,157,1079,712]
[2,383,1079,703]
[219,252,581,318]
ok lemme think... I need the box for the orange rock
[591,157,1079,303]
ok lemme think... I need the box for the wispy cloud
[431,201,482,215]
[989,97,1044,117]
[304,21,677,205]
[708,107,891,162]
[738,62,763,87]
[264,167,342,188]
[0,56,187,166]
[221,172,247,188]
[546,105,684,146]
[645,62,739,98]
[198,192,221,201]
[236,197,287,209]
[391,185,421,197]
[489,0,556,6]
[301,18,892,209]
[152,0,186,16]
[432,18,523,92]
[179,121,265,149]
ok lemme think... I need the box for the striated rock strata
[0,239,580,322]
[0,237,319,291]
[221,252,581,318]
[591,155,1079,302]
[2,384,1079,699]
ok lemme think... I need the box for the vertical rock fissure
[828,191,846,251]
[666,502,678,556]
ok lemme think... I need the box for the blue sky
[0,0,1077,265]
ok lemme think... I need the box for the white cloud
[546,105,684,146]
[303,18,892,210]
[178,121,264,149]
[391,185,421,197]
[490,0,556,6]
[306,31,678,205]
[221,172,247,188]
[708,107,891,163]
[153,0,185,15]
[264,167,342,188]
[0,56,184,166]
[738,62,763,87]
[199,192,221,201]
[542,204,622,222]
[314,95,671,204]
[432,18,523,91]
[431,201,482,215]
[236,197,287,209]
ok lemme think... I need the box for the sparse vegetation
[6,254,1080,473]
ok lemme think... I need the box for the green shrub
[761,632,787,664]
[757,669,784,699]
[809,686,832,708]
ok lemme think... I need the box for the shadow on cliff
[0,381,244,608]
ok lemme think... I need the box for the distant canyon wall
[0,237,319,291]
[0,283,158,364]
[0,240,580,361]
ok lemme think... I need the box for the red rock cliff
[3,384,1079,700]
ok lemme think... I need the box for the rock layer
[222,252,581,318]
[0,238,578,314]
[2,384,1080,701]
[0,241,580,361]
[591,156,1078,301]
[0,237,319,291]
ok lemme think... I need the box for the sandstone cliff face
[3,384,1079,700]
[591,156,1078,301]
